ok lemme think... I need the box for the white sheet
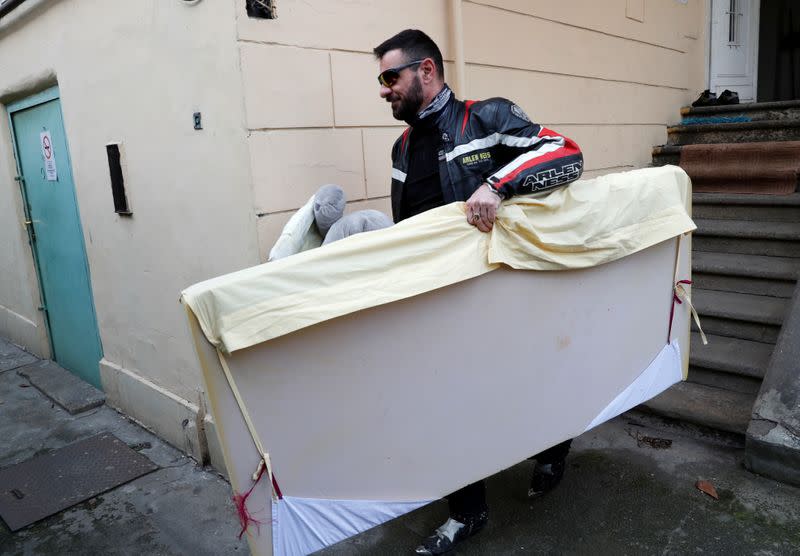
[584,340,683,431]
[271,496,433,556]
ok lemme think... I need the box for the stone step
[687,366,762,395]
[693,219,800,241]
[694,236,800,259]
[692,219,800,258]
[691,288,785,343]
[679,100,800,124]
[692,288,787,326]
[689,332,772,379]
[640,381,755,435]
[666,120,800,146]
[651,145,681,166]
[17,360,105,415]
[694,316,780,344]
[693,193,800,222]
[692,273,796,299]
[692,252,800,280]
[694,193,800,207]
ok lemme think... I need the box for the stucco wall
[0,108,47,353]
[0,0,259,407]
[239,0,708,256]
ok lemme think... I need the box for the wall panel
[467,66,689,125]
[237,0,452,57]
[249,129,366,213]
[464,2,689,89]
[241,43,334,129]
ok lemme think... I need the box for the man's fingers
[465,202,495,232]
[477,210,491,232]
[468,212,487,231]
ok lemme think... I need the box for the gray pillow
[322,210,393,245]
[313,184,346,237]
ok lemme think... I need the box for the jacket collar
[409,84,456,129]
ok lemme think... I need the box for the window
[246,0,276,19]
[727,0,742,46]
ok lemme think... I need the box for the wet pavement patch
[0,343,37,373]
[0,433,157,531]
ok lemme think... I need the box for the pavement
[0,338,248,556]
[320,417,800,556]
[1,336,799,555]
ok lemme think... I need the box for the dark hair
[373,29,445,80]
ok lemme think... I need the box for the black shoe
[691,89,718,107]
[414,511,488,555]
[717,89,740,105]
[528,459,566,499]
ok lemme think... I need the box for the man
[374,29,583,555]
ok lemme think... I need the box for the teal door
[8,88,103,388]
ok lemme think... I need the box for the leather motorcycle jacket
[390,85,583,222]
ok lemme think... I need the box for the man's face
[378,49,425,123]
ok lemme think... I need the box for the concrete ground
[321,415,800,556]
[2,336,799,555]
[0,338,248,556]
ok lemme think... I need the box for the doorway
[757,0,800,102]
[7,87,103,388]
[709,0,760,102]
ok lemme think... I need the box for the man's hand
[466,184,502,232]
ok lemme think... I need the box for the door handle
[23,219,36,241]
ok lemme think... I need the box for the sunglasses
[377,59,425,87]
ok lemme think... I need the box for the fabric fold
[181,166,695,354]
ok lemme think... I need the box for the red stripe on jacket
[494,136,581,187]
[461,101,475,136]
[401,128,411,153]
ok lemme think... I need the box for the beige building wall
[241,0,708,256]
[0,0,259,459]
[237,0,451,259]
[466,0,707,178]
[0,0,708,467]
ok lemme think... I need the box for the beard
[389,75,424,123]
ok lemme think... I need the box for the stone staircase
[645,100,800,435]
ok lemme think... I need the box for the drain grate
[0,433,157,531]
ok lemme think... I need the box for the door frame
[6,86,102,369]
[708,0,761,101]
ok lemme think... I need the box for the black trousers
[447,439,573,521]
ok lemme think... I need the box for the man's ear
[419,58,437,84]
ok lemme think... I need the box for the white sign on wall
[40,131,58,181]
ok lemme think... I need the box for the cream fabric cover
[181,165,694,354]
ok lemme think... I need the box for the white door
[709,0,760,102]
